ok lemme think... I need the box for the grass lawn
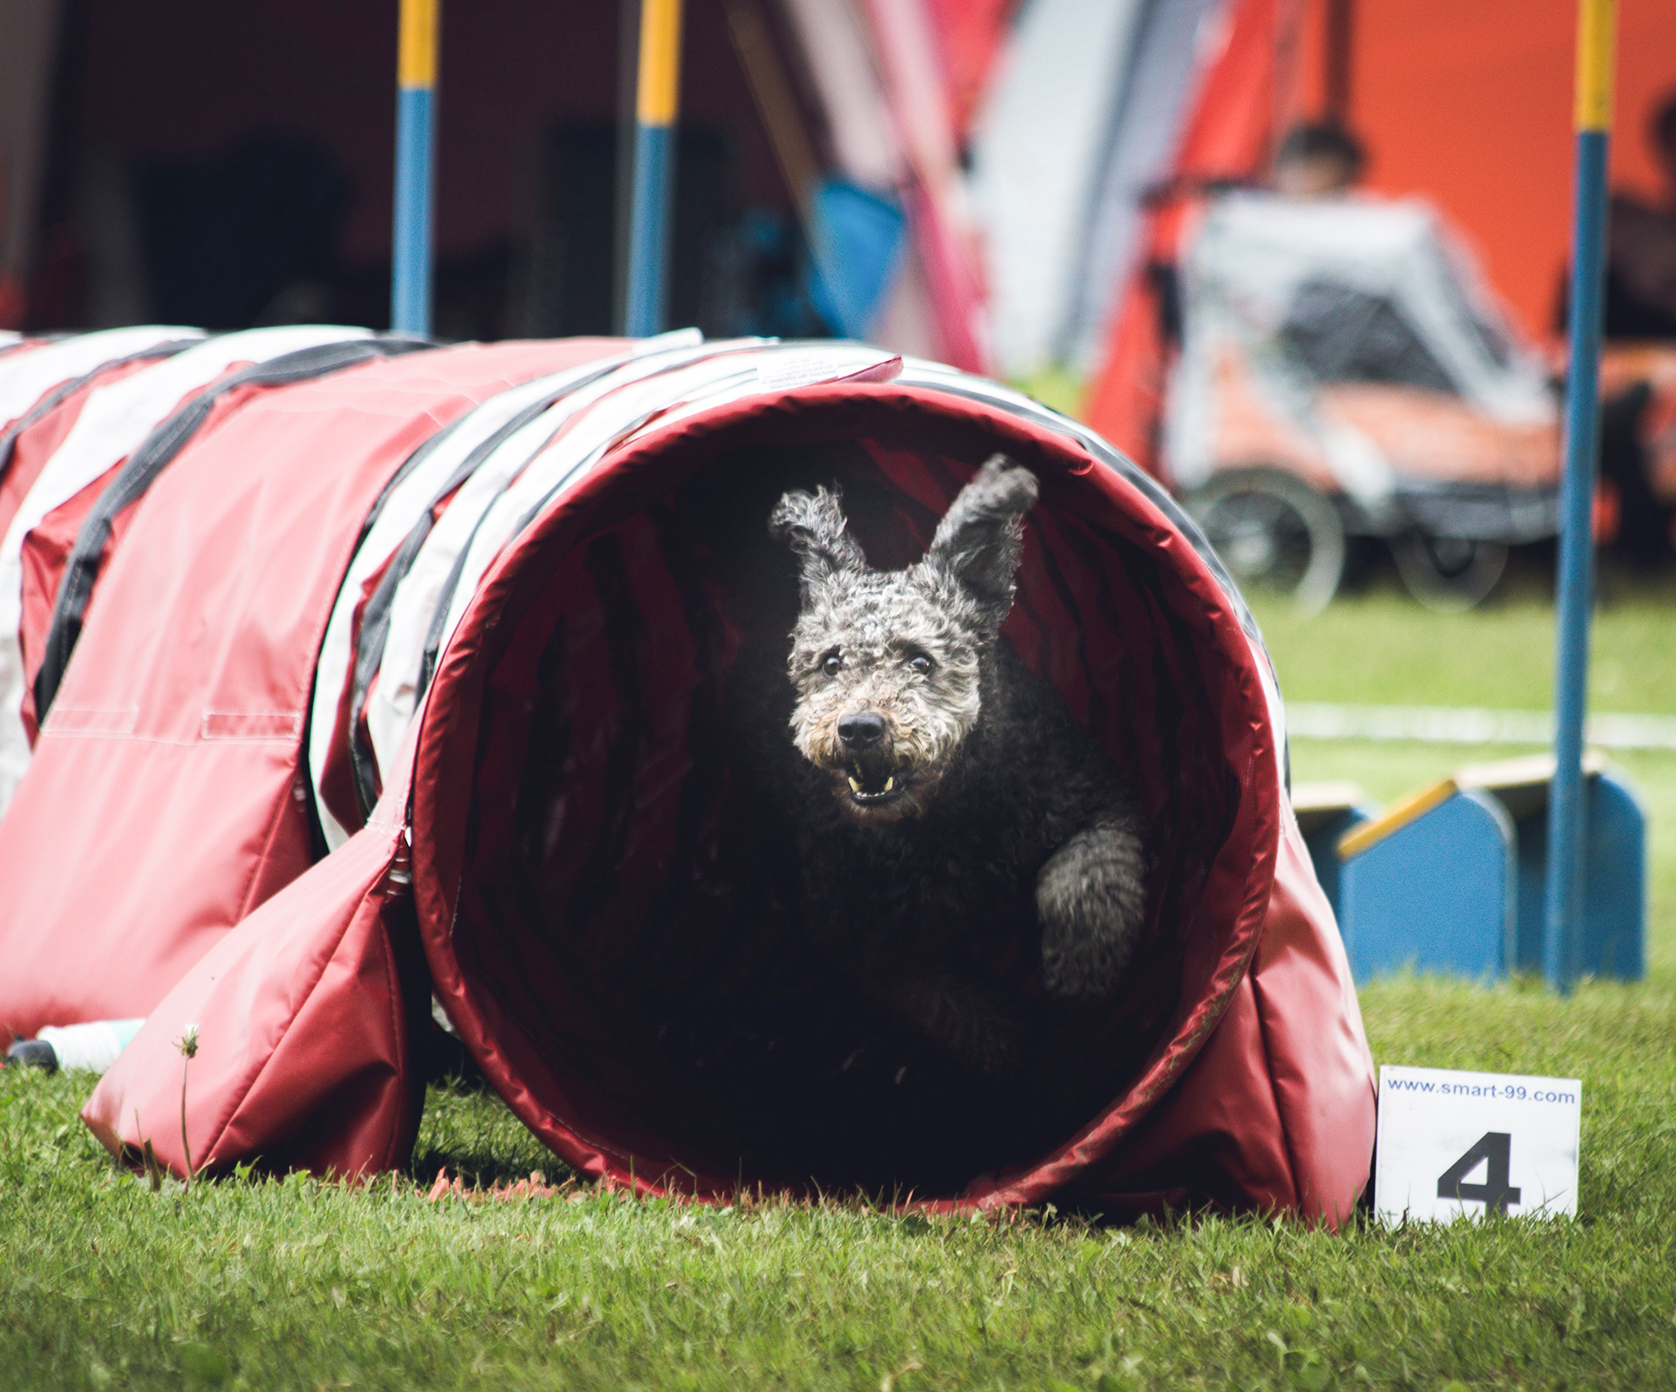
[3,575,1673,1390]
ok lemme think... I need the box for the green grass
[3,582,1675,1390]
[1014,367,1088,423]
[1249,578,1676,981]
[1250,565,1676,714]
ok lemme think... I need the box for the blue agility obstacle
[1337,783,1517,982]
[1302,755,1645,984]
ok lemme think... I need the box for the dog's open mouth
[841,763,907,807]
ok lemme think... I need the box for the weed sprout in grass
[174,1022,198,1186]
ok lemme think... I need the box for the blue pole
[1544,0,1615,994]
[625,123,675,337]
[623,0,684,338]
[392,0,439,337]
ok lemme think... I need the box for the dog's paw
[1036,820,1147,998]
[947,1006,1024,1082]
[875,974,1024,1081]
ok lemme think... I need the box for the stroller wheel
[1389,533,1507,612]
[1186,468,1345,615]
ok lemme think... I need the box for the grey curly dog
[767,454,1147,1080]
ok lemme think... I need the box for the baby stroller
[1166,193,1560,611]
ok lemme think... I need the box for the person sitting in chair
[1605,91,1676,340]
[1271,121,1366,201]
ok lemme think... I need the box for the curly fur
[766,455,1148,1079]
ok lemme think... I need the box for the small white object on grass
[34,1018,145,1074]
[1374,1064,1581,1224]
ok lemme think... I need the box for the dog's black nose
[837,711,888,748]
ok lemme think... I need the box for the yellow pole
[1573,0,1615,132]
[635,0,684,127]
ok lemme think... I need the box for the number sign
[1374,1065,1581,1224]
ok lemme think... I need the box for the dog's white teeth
[848,776,862,793]
[883,776,894,792]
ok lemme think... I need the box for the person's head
[1273,121,1366,197]
[1652,92,1676,191]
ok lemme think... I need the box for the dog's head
[768,455,1038,823]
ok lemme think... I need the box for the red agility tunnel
[0,332,1373,1220]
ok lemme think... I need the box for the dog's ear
[769,485,868,593]
[926,455,1038,614]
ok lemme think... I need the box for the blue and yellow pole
[623,0,685,337]
[1545,0,1616,994]
[392,0,440,336]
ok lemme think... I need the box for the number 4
[1437,1131,1521,1214]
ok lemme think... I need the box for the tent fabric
[1058,0,1222,372]
[970,0,1291,380]
[970,0,1153,378]
[0,330,1370,1219]
[858,0,993,374]
[921,0,1018,138]
[773,0,992,373]
[1084,0,1285,465]
[1286,0,1676,346]
[807,180,907,341]
[1082,0,1676,464]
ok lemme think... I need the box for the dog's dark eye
[906,653,933,675]
[822,652,842,677]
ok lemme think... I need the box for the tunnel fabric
[0,327,206,436]
[0,340,195,505]
[359,338,796,801]
[0,331,1370,1219]
[0,333,209,811]
[0,337,619,1041]
[0,327,382,814]
[31,334,423,723]
[402,380,1304,1207]
[311,331,706,842]
[350,342,1362,1211]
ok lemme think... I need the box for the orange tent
[1086,0,1676,460]
[1294,0,1676,345]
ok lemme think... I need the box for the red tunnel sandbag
[23,338,1374,1217]
[83,786,431,1180]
